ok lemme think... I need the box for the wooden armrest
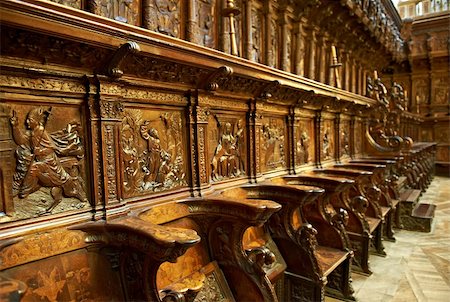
[186,197,281,227]
[351,159,396,165]
[314,168,373,178]
[282,174,354,193]
[335,163,386,172]
[221,184,324,207]
[70,216,200,261]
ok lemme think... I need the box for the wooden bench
[218,183,355,301]
[310,168,386,267]
[0,218,200,302]
[279,174,380,278]
[137,197,282,302]
[334,162,396,242]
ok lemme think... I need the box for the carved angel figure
[10,107,87,214]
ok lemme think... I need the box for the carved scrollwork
[366,78,411,152]
[200,66,233,91]
[121,109,187,196]
[105,41,141,78]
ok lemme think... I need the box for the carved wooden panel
[296,119,314,166]
[412,77,429,112]
[208,114,246,182]
[143,0,181,37]
[88,0,141,26]
[354,119,363,155]
[261,117,286,172]
[195,0,216,47]
[0,26,111,72]
[432,76,449,105]
[48,0,82,9]
[268,17,279,68]
[120,107,187,198]
[251,2,264,63]
[1,249,124,301]
[340,119,350,158]
[1,103,89,221]
[321,119,334,161]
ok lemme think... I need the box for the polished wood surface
[0,0,443,301]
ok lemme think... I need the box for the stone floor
[327,176,450,302]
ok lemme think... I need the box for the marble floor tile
[348,176,450,302]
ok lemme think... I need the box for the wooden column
[317,33,327,82]
[294,17,307,76]
[186,0,197,42]
[306,26,317,80]
[247,98,263,183]
[187,91,210,196]
[280,8,290,72]
[243,0,253,60]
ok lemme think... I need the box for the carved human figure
[211,122,238,180]
[296,130,310,165]
[10,107,87,214]
[341,129,349,156]
[140,122,162,186]
[323,128,331,159]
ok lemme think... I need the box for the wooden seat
[218,183,355,302]
[137,197,282,302]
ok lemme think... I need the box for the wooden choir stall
[0,0,441,301]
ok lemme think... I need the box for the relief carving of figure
[10,107,88,215]
[323,127,331,160]
[341,129,349,156]
[121,110,186,195]
[251,11,261,63]
[262,121,285,169]
[211,120,245,181]
[296,130,310,165]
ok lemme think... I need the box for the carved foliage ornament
[0,26,111,70]
[120,109,186,196]
[8,106,88,219]
[366,78,408,152]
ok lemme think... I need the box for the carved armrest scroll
[71,216,201,302]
